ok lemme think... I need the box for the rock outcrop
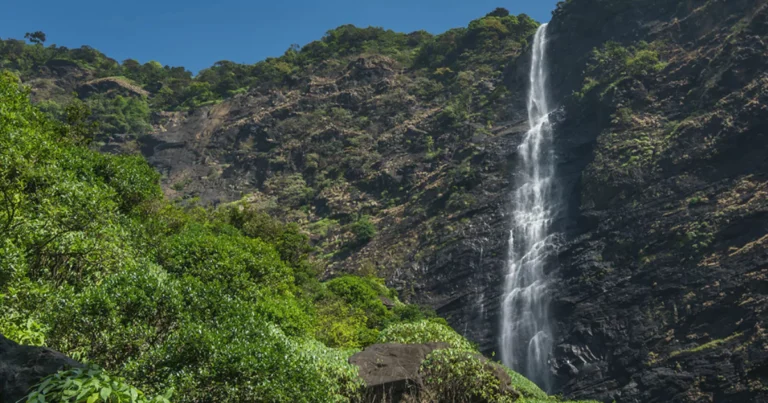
[0,334,82,402]
[350,342,450,401]
[350,343,526,403]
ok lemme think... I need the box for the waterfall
[500,23,557,391]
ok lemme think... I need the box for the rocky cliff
[93,12,539,354]
[546,0,768,401]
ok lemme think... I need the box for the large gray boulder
[0,334,82,402]
[349,342,449,402]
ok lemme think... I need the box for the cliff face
[546,0,768,401]
[102,57,527,352]
[96,16,538,353]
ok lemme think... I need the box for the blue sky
[1,0,560,74]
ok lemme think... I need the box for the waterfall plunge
[500,23,557,391]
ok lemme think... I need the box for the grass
[670,332,744,357]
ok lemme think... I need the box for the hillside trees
[0,71,426,402]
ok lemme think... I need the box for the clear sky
[1,0,560,74]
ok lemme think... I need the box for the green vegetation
[414,11,538,72]
[418,349,599,403]
[350,215,377,245]
[1,9,537,123]
[0,25,430,113]
[0,72,407,402]
[86,94,152,135]
[377,320,475,350]
[420,348,519,402]
[576,41,667,99]
[26,366,172,403]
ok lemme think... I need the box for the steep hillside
[1,9,540,352]
[0,62,597,403]
[546,0,768,401]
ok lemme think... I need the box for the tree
[56,99,99,146]
[351,216,376,245]
[24,31,46,45]
[487,7,510,18]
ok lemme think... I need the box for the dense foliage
[376,320,475,351]
[0,72,421,402]
[25,366,172,403]
[0,25,427,113]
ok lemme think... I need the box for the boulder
[349,342,449,402]
[0,334,82,402]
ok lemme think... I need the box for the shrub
[376,320,475,351]
[420,349,514,403]
[95,154,162,212]
[157,224,294,293]
[325,275,392,327]
[86,94,152,135]
[130,319,362,402]
[26,366,171,403]
[350,215,376,245]
[578,41,666,97]
[314,299,378,348]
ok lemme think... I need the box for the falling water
[500,23,557,390]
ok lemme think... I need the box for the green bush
[325,275,391,327]
[578,41,666,97]
[87,94,152,135]
[350,215,376,245]
[222,204,315,272]
[130,319,362,402]
[157,224,294,293]
[420,349,515,403]
[376,320,475,351]
[26,366,171,403]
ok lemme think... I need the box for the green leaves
[26,366,168,403]
[377,320,476,351]
[578,41,667,99]
[349,215,376,245]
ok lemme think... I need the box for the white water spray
[500,23,557,390]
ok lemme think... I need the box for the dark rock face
[101,52,532,355]
[0,334,82,402]
[350,342,449,401]
[543,0,768,401]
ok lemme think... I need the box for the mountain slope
[90,10,539,351]
[546,0,768,401]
